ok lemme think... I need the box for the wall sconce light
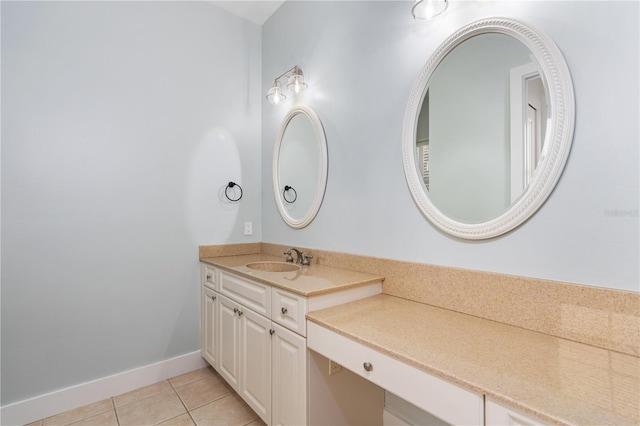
[412,0,448,19]
[266,65,308,105]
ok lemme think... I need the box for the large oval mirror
[273,105,328,228]
[402,18,575,239]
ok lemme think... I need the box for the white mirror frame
[402,17,575,239]
[273,105,328,229]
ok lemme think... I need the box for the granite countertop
[200,254,384,297]
[306,294,640,426]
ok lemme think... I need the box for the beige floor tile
[43,399,112,426]
[113,380,172,407]
[69,409,118,426]
[116,388,186,426]
[174,373,233,410]
[244,417,267,426]
[168,367,214,388]
[157,413,196,426]
[25,422,43,426]
[190,394,258,426]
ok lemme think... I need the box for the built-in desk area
[306,294,639,426]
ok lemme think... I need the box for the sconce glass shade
[266,84,287,105]
[287,74,308,95]
[267,65,307,106]
[412,0,448,19]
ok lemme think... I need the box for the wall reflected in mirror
[278,113,320,220]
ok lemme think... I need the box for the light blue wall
[261,1,639,292]
[1,1,262,405]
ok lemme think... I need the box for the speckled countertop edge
[200,254,384,297]
[306,294,640,426]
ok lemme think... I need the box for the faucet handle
[302,254,313,266]
[283,249,294,263]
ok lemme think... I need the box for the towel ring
[225,182,243,202]
[283,185,297,203]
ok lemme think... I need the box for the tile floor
[27,367,266,426]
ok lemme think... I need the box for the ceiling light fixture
[411,0,448,20]
[266,66,307,105]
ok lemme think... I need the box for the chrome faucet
[284,248,303,264]
[284,248,313,266]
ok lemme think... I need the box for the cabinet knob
[233,308,239,313]
[237,310,243,317]
[363,362,373,372]
[281,307,288,315]
[270,329,275,335]
[206,274,212,280]
[211,295,216,301]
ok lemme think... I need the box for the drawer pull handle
[233,308,239,313]
[211,295,216,301]
[363,362,373,372]
[281,307,288,314]
[238,310,243,317]
[206,274,212,280]
[270,329,275,335]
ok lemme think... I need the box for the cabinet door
[218,295,240,391]
[239,307,272,425]
[272,323,307,426]
[202,287,219,368]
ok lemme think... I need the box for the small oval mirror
[273,106,328,228]
[402,18,575,239]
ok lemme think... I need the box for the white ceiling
[210,0,286,25]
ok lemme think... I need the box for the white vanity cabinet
[201,262,383,426]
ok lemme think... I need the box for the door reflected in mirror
[510,66,547,201]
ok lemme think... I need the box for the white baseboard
[0,351,208,426]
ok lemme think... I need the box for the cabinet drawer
[272,287,308,336]
[219,271,271,317]
[307,322,484,426]
[202,264,217,290]
[485,398,549,426]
